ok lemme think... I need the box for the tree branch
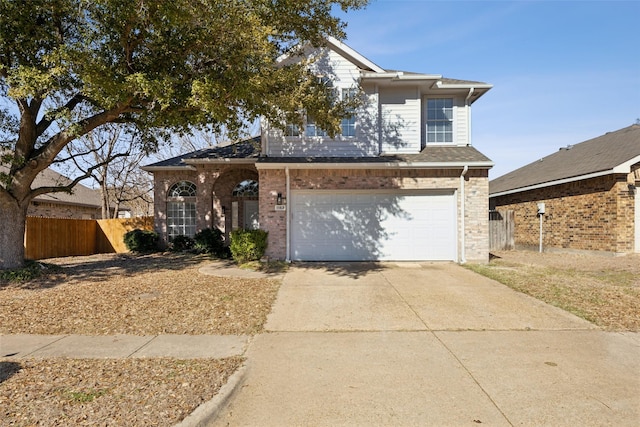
[27,151,130,201]
[35,93,87,137]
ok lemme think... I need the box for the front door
[244,200,259,230]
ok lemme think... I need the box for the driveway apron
[212,262,640,426]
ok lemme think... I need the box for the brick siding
[260,167,489,262]
[152,165,490,261]
[492,172,637,254]
[27,201,102,219]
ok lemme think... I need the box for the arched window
[167,181,197,239]
[232,180,259,197]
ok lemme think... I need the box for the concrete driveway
[212,262,640,426]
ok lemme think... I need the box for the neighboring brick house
[143,38,494,263]
[1,165,115,219]
[490,125,640,254]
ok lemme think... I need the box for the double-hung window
[426,98,453,143]
[341,88,357,137]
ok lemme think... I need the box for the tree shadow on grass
[0,252,212,291]
[0,361,22,384]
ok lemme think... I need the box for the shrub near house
[230,230,268,264]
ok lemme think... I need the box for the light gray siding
[266,47,379,157]
[379,86,421,154]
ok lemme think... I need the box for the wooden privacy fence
[489,210,515,251]
[25,216,154,260]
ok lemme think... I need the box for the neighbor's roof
[32,169,103,208]
[1,164,103,208]
[490,125,640,197]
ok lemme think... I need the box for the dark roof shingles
[257,145,492,165]
[143,136,261,168]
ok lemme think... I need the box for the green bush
[123,229,159,252]
[0,261,62,283]
[169,235,195,252]
[193,228,225,256]
[230,229,268,264]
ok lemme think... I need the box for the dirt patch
[0,252,280,426]
[467,251,640,331]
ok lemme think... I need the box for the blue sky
[336,0,640,178]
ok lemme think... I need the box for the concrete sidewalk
[212,262,640,426]
[0,334,249,359]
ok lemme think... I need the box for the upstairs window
[285,123,300,137]
[305,117,328,137]
[341,88,357,137]
[426,98,453,143]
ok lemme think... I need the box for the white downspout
[285,167,291,262]
[460,165,469,264]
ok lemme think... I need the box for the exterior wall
[152,165,260,246]
[27,201,102,219]
[454,96,469,145]
[266,46,380,158]
[259,169,287,260]
[380,86,421,153]
[492,174,636,254]
[464,171,490,262]
[258,167,490,262]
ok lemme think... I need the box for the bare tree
[64,124,152,219]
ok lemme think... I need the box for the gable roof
[32,169,104,208]
[280,37,492,104]
[1,164,103,208]
[490,125,640,197]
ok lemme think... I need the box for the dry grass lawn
[2,249,638,425]
[467,250,640,331]
[0,252,281,427]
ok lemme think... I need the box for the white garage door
[291,190,457,261]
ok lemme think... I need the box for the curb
[175,363,247,427]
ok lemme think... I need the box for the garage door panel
[291,190,457,261]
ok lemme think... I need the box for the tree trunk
[0,197,28,270]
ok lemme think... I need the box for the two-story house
[142,37,493,262]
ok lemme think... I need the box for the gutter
[490,169,618,198]
[256,161,494,170]
[460,165,469,264]
[184,158,258,165]
[140,165,197,172]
